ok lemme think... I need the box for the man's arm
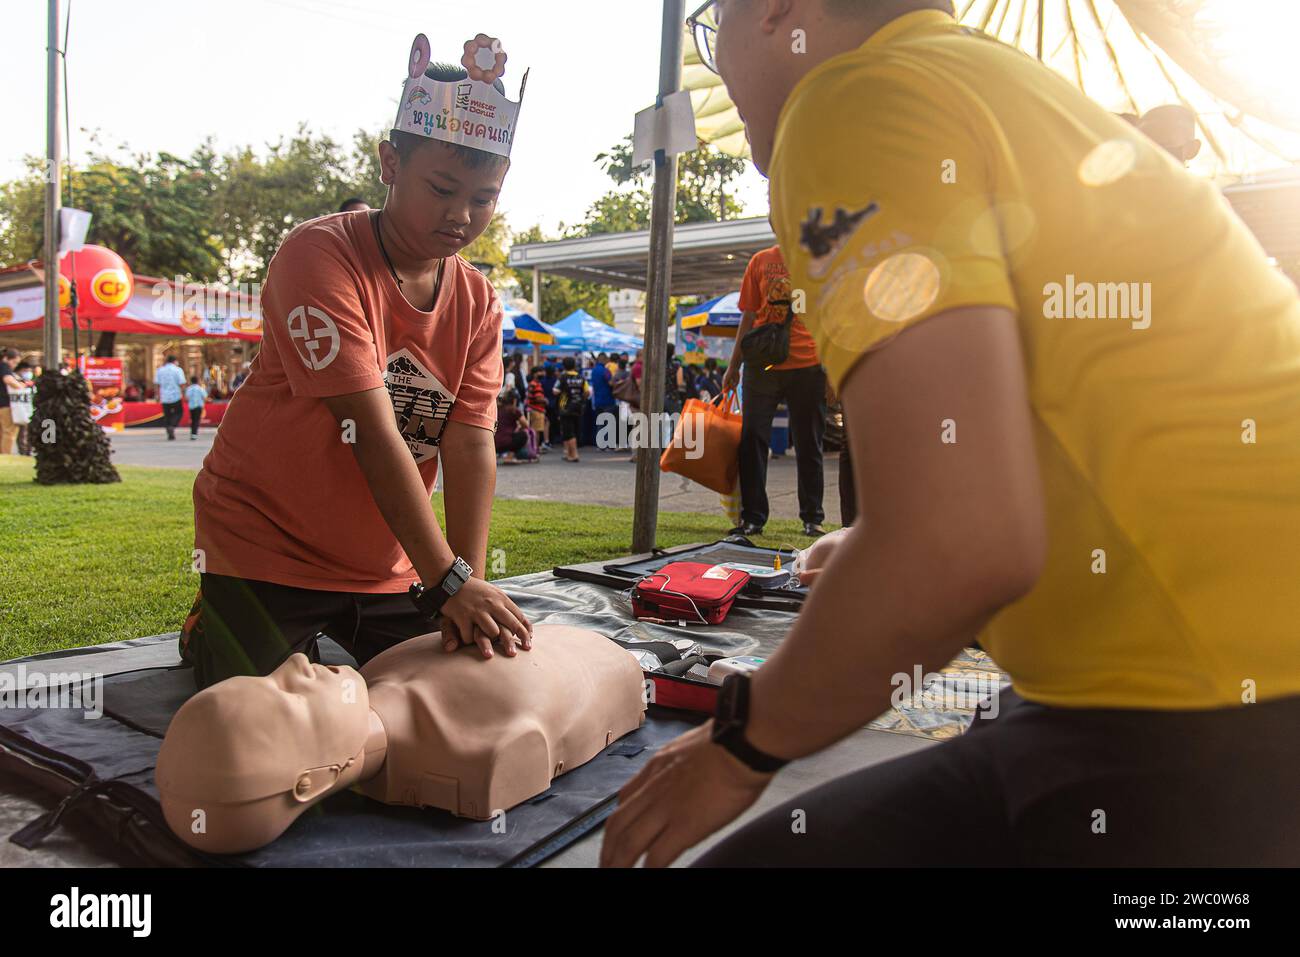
[722,310,757,390]
[746,305,1046,757]
[322,388,530,656]
[437,419,496,580]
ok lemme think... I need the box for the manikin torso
[359,628,646,819]
[156,625,647,854]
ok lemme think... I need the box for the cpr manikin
[156,624,646,854]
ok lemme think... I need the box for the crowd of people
[494,348,730,465]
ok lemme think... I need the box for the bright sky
[1,0,770,236]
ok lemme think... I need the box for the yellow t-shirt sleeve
[771,62,1019,391]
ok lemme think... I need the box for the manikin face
[156,655,371,853]
[237,655,371,790]
[159,655,369,806]
[379,139,508,260]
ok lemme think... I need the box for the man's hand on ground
[438,577,533,659]
[600,722,772,868]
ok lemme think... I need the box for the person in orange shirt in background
[723,245,827,538]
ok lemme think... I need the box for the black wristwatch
[711,673,789,774]
[409,557,473,621]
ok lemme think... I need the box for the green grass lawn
[0,456,824,660]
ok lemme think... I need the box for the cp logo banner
[287,305,341,370]
[91,268,132,309]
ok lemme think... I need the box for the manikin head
[156,655,371,854]
[705,0,955,174]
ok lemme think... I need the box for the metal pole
[1036,0,1045,61]
[631,0,683,554]
[43,0,63,369]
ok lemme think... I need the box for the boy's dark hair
[190,375,199,384]
[617,358,628,370]
[389,63,511,173]
[15,360,32,370]
[2,347,19,360]
[338,197,368,212]
[704,357,717,371]
[597,352,608,362]
[562,356,576,371]
[165,354,178,363]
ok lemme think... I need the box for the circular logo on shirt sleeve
[287,305,341,370]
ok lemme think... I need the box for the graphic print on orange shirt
[386,348,456,463]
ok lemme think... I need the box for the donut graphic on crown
[461,34,507,85]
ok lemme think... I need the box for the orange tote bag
[659,389,743,495]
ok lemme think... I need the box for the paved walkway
[106,429,845,524]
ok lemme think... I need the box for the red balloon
[59,245,134,321]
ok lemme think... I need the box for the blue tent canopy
[501,305,561,346]
[541,309,644,353]
[679,291,741,328]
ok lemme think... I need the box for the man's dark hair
[2,347,19,360]
[705,357,717,371]
[165,354,178,363]
[617,358,628,370]
[562,356,576,371]
[338,197,368,212]
[597,352,608,362]
[389,63,511,172]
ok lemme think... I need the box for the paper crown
[393,33,529,159]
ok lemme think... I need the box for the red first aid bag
[632,561,751,625]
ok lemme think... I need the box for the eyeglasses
[686,0,721,75]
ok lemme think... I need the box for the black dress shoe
[802,522,826,537]
[727,523,764,538]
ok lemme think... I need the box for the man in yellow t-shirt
[603,0,1300,868]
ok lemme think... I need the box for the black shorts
[179,573,434,690]
[559,413,581,441]
[696,689,1300,867]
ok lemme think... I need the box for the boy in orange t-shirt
[181,36,533,688]
[723,245,827,538]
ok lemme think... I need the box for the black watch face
[713,675,744,734]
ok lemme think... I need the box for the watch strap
[712,674,788,774]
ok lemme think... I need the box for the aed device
[706,656,765,685]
